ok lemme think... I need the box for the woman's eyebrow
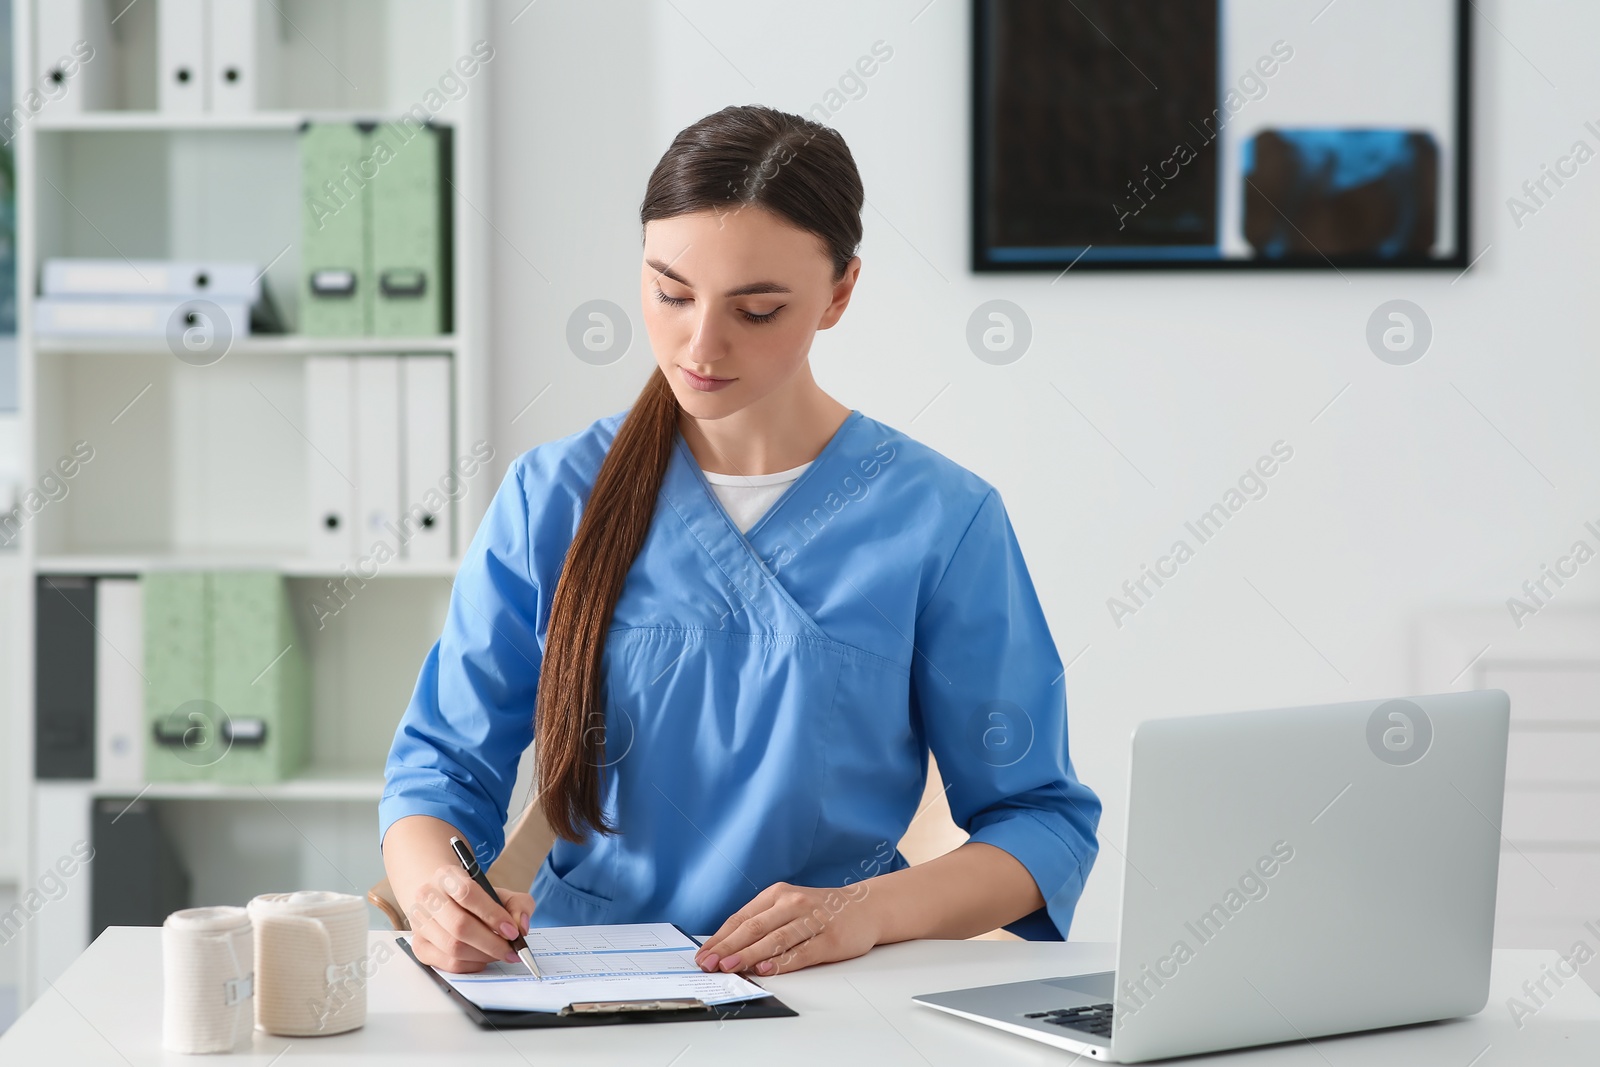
[646,258,791,297]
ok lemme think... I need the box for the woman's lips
[681,367,736,392]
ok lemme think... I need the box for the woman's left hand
[695,881,881,976]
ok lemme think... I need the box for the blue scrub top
[380,408,1101,939]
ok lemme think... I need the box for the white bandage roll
[162,906,255,1054]
[247,890,370,1036]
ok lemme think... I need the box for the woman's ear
[819,255,862,330]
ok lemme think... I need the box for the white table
[4,930,1598,1064]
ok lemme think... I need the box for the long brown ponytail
[535,104,865,842]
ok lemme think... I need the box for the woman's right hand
[406,861,537,973]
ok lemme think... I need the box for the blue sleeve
[913,488,1102,940]
[378,459,543,870]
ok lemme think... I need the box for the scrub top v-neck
[380,406,1102,941]
[701,460,813,534]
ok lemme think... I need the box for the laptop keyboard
[1025,1002,1114,1038]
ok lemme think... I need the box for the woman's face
[641,205,859,420]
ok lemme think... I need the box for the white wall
[484,0,1600,942]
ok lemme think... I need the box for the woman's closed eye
[652,285,783,325]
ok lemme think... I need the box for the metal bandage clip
[222,974,254,1006]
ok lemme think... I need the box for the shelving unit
[8,0,492,1006]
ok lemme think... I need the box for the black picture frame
[970,0,1473,272]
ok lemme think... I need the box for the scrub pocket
[530,855,615,927]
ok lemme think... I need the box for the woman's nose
[686,308,729,364]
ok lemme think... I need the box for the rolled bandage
[247,890,370,1036]
[162,906,255,1054]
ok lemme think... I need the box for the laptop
[914,689,1509,1063]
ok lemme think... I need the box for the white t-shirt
[702,461,812,533]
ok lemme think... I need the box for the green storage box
[300,122,371,336]
[369,123,449,336]
[143,571,211,778]
[144,571,309,783]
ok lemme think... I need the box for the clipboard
[396,931,799,1028]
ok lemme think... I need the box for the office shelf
[34,555,459,578]
[35,111,441,134]
[35,336,461,357]
[91,772,386,803]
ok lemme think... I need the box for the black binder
[89,796,191,939]
[35,575,96,779]
[397,932,798,1028]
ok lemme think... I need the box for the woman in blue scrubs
[381,105,1100,978]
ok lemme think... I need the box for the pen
[448,835,541,979]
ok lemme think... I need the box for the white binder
[210,0,281,113]
[305,356,358,559]
[36,0,118,112]
[400,356,453,561]
[158,0,211,114]
[94,578,145,789]
[35,296,249,339]
[33,784,93,988]
[354,356,403,558]
[42,259,262,300]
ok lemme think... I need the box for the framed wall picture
[972,0,1471,271]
